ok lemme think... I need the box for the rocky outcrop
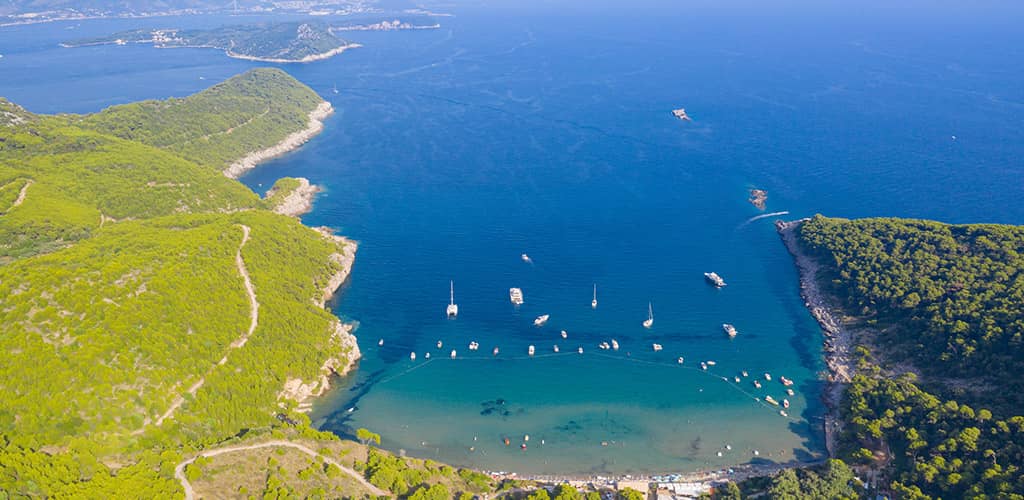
[268,177,320,217]
[223,101,334,179]
[749,188,768,210]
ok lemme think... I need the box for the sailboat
[446,280,458,318]
[642,302,653,329]
[332,83,339,94]
[591,284,598,309]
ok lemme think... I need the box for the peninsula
[766,215,1024,498]
[62,21,359,63]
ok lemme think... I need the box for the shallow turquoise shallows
[2,1,1022,476]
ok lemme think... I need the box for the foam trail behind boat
[738,211,790,229]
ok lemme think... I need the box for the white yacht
[378,339,384,346]
[528,345,535,356]
[534,314,549,326]
[611,339,619,350]
[450,350,457,359]
[560,330,568,339]
[599,342,610,350]
[642,302,654,329]
[468,341,479,351]
[592,284,598,309]
[764,373,772,381]
[723,324,737,337]
[677,357,685,364]
[553,345,560,353]
[704,272,727,287]
[577,346,584,354]
[509,287,524,305]
[446,280,458,318]
[493,347,500,356]
[521,253,532,263]
[652,343,663,352]
[410,352,416,361]
[437,340,443,349]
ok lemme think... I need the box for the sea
[1,0,1022,476]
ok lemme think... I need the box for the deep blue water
[1,1,1022,475]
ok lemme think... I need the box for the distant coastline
[223,42,360,63]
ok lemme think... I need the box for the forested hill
[796,216,1024,498]
[0,70,359,496]
[77,67,323,171]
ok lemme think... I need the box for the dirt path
[144,225,259,430]
[12,179,31,207]
[174,440,389,499]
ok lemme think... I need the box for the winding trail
[174,440,389,499]
[146,225,259,430]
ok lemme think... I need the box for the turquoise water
[2,1,1023,475]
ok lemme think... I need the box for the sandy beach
[224,101,333,179]
[775,219,854,458]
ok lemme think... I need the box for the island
[62,21,360,63]
[748,188,768,210]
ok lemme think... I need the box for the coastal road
[174,440,390,499]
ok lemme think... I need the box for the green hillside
[0,69,360,496]
[796,216,1024,498]
[77,67,323,172]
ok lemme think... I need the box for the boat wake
[738,211,790,229]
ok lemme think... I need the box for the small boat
[704,272,727,287]
[642,302,654,329]
[611,339,619,350]
[553,345,560,353]
[671,108,692,121]
[446,280,458,318]
[528,345,535,356]
[410,352,417,360]
[469,341,479,351]
[753,380,762,389]
[560,330,568,339]
[592,284,598,309]
[578,346,584,354]
[493,347,500,356]
[534,314,549,326]
[425,352,431,359]
[779,410,788,417]
[677,357,685,364]
[503,437,511,446]
[599,342,610,350]
[652,343,663,352]
[764,373,772,381]
[437,340,443,349]
[378,339,384,346]
[780,376,794,387]
[734,376,741,383]
[783,399,790,409]
[786,388,795,396]
[450,350,457,359]
[742,371,749,377]
[701,362,708,371]
[509,288,524,305]
[765,395,779,406]
[521,253,532,263]
[706,360,716,366]
[722,324,737,337]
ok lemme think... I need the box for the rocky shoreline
[223,101,334,179]
[775,219,854,458]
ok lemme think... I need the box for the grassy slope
[0,69,361,496]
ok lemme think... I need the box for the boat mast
[450,280,454,305]
[648,302,653,320]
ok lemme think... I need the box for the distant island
[62,21,360,63]
[333,19,441,31]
